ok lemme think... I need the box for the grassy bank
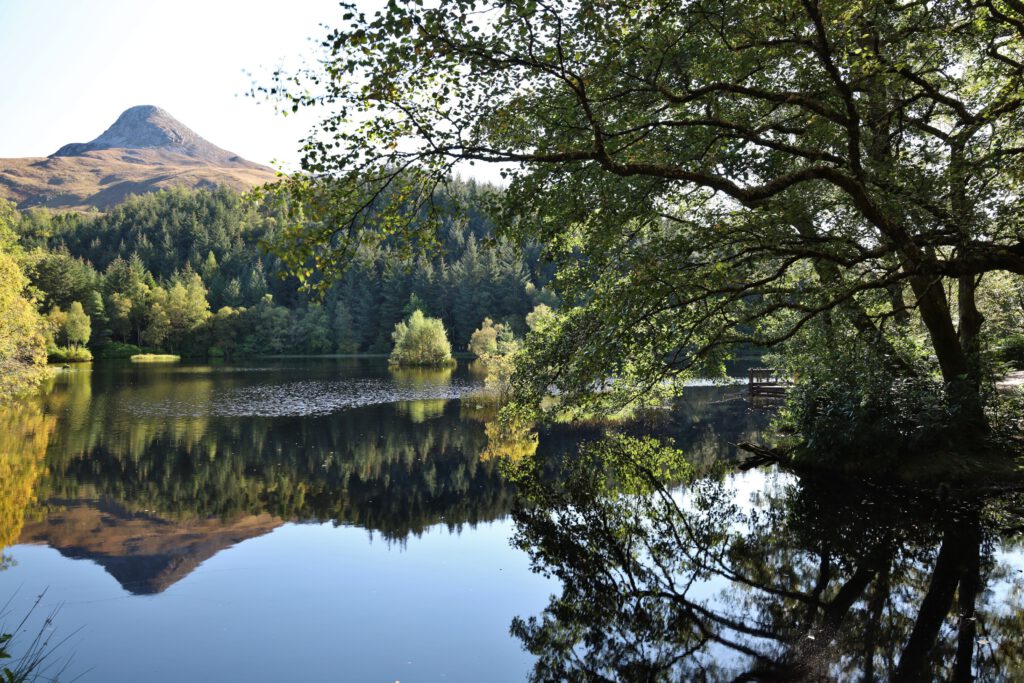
[130,354,181,363]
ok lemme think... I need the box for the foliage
[264,0,1024,444]
[93,342,143,359]
[987,389,1024,444]
[524,303,554,333]
[468,317,524,401]
[1002,334,1024,369]
[46,346,93,363]
[63,302,90,349]
[12,185,548,358]
[0,250,47,399]
[468,317,501,357]
[129,354,181,363]
[0,603,69,683]
[389,310,454,366]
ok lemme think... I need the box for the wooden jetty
[748,367,790,398]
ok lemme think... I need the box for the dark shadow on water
[507,435,1024,681]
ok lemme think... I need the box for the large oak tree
[266,0,1024,433]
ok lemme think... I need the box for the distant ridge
[0,105,277,211]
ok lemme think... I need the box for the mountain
[20,499,282,594]
[0,105,278,211]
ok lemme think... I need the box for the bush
[469,318,501,357]
[781,373,960,461]
[1001,334,1024,369]
[770,316,970,462]
[389,310,454,367]
[94,342,143,359]
[47,345,93,363]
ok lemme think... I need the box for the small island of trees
[388,309,455,367]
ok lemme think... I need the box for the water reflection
[8,361,1018,679]
[508,437,1024,681]
[2,363,506,595]
[0,400,54,568]
[0,364,767,600]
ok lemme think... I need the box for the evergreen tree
[297,305,333,353]
[28,251,98,312]
[223,277,243,307]
[246,260,268,302]
[332,300,357,353]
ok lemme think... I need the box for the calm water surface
[0,359,1021,681]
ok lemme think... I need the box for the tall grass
[0,591,76,682]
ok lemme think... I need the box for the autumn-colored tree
[0,251,47,398]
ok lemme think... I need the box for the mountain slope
[0,105,278,211]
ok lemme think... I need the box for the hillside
[0,105,278,211]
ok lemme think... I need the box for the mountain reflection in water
[0,360,1021,681]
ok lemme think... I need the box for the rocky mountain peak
[51,105,239,164]
[0,105,276,211]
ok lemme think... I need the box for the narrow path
[997,371,1024,391]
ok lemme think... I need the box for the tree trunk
[909,273,989,435]
[953,507,982,682]
[894,522,968,682]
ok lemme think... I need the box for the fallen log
[734,442,790,470]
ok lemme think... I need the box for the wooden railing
[748,367,790,398]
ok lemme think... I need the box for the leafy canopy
[266,0,1024,423]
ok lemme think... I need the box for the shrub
[94,342,143,359]
[770,316,973,462]
[469,318,501,357]
[47,345,93,363]
[389,310,454,367]
[781,373,959,462]
[1001,334,1024,369]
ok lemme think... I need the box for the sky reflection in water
[0,359,1020,681]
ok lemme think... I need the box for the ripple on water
[123,378,482,418]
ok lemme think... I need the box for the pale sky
[0,0,379,172]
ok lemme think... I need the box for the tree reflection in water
[507,434,1024,681]
[3,364,1022,678]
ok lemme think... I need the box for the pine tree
[332,300,357,353]
[223,278,243,307]
[246,260,268,302]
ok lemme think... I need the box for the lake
[0,359,1021,681]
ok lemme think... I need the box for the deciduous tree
[266,0,1024,437]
